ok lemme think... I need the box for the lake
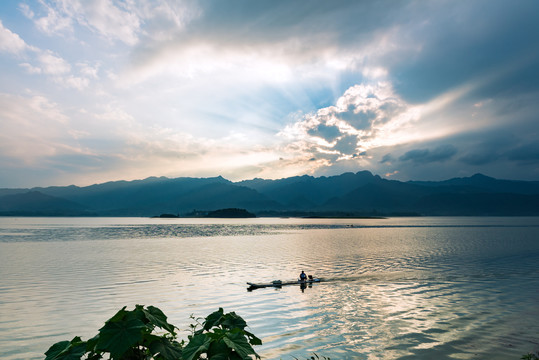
[1,216,538,359]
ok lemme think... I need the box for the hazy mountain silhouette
[414,192,539,216]
[319,181,429,213]
[409,173,539,194]
[1,171,539,216]
[238,171,381,207]
[0,191,93,216]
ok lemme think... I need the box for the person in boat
[299,271,307,282]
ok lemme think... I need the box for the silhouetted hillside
[1,171,539,216]
[205,208,256,218]
[414,192,539,216]
[158,182,281,214]
[35,176,232,212]
[319,181,429,213]
[238,171,381,207]
[409,173,539,194]
[0,191,92,216]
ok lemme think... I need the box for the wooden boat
[247,278,321,290]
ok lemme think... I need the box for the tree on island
[205,208,256,218]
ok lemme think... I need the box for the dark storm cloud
[459,151,500,166]
[399,144,457,164]
[507,142,539,162]
[457,130,539,166]
[461,139,539,166]
[130,0,415,75]
[335,105,377,131]
[380,153,393,164]
[195,0,397,45]
[307,123,341,142]
[457,133,509,166]
[388,0,539,103]
[333,135,359,156]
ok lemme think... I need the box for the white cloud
[22,50,95,90]
[0,20,31,54]
[19,3,35,19]
[136,0,198,41]
[0,93,72,163]
[279,82,418,164]
[32,0,73,36]
[81,0,141,45]
[23,0,143,44]
[77,62,99,78]
[38,50,71,74]
[20,62,42,74]
[1,14,92,91]
[361,66,388,79]
[61,75,89,90]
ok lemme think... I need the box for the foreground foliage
[43,304,537,359]
[45,305,260,360]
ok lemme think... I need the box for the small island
[205,208,256,218]
[154,208,256,218]
[153,213,180,218]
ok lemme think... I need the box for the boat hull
[247,279,321,290]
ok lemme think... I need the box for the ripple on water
[1,218,539,359]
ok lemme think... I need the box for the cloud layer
[1,0,539,187]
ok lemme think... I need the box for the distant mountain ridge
[1,171,539,216]
[0,191,93,216]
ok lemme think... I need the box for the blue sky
[1,0,539,187]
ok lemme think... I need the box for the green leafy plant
[184,307,261,360]
[293,354,331,360]
[44,305,260,360]
[522,352,539,360]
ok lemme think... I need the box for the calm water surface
[1,217,538,359]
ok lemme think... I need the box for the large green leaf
[124,305,150,326]
[143,306,176,334]
[206,327,226,341]
[182,333,212,360]
[45,340,71,360]
[60,343,89,360]
[85,334,100,353]
[206,353,230,360]
[106,306,128,323]
[96,318,146,358]
[85,354,102,360]
[223,331,260,360]
[44,337,87,360]
[147,335,183,360]
[244,330,262,346]
[203,308,224,330]
[221,312,247,330]
[206,338,229,359]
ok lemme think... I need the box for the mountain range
[1,171,539,216]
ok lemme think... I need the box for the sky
[1,0,539,188]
